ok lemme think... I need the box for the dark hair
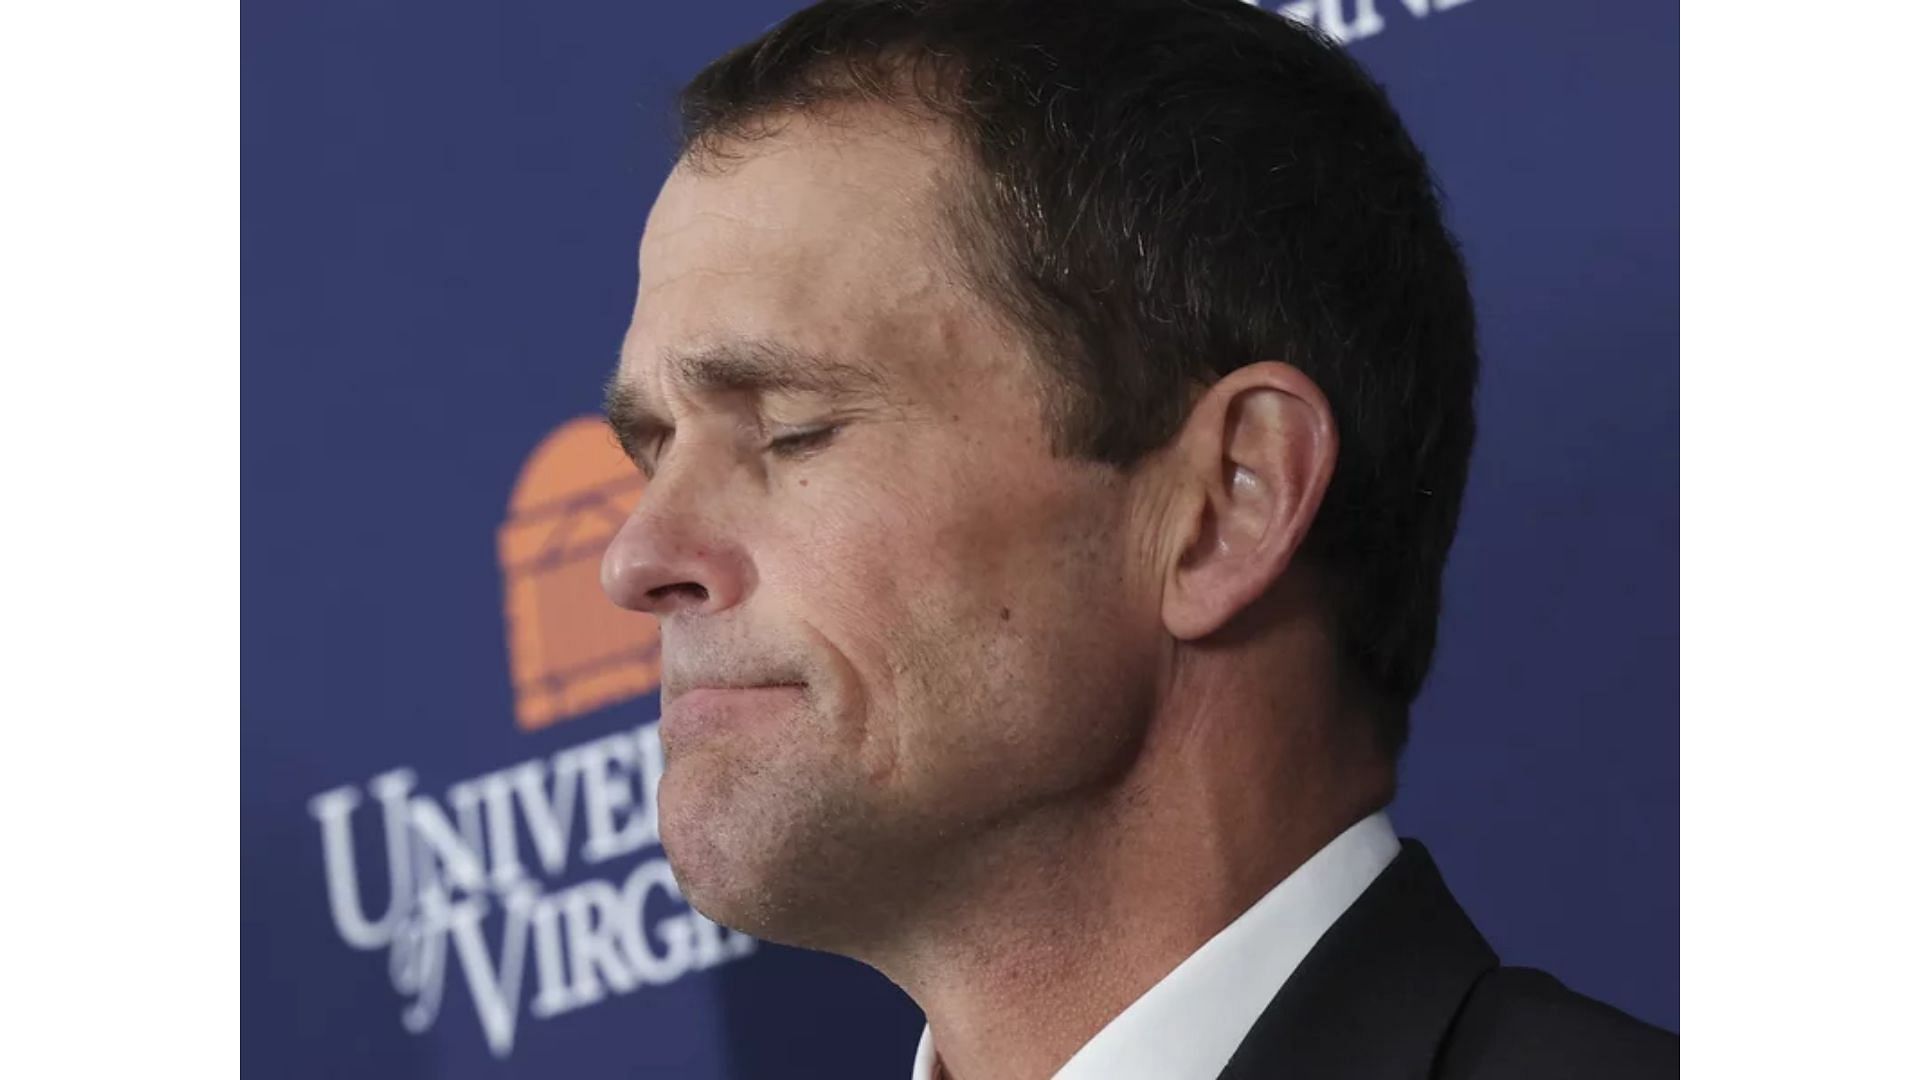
[677,0,1479,757]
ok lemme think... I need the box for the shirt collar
[911,811,1400,1080]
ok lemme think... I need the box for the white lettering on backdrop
[307,722,756,1058]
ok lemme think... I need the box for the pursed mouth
[664,682,808,713]
[664,680,806,722]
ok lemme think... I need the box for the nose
[600,469,751,619]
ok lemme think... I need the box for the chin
[656,759,808,944]
[656,764,742,918]
[656,755,884,951]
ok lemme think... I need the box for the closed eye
[767,425,839,459]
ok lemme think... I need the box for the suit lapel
[1215,840,1497,1080]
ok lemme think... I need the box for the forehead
[621,108,1018,403]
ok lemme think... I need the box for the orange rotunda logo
[498,416,661,731]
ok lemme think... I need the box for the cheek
[750,475,932,777]
[777,476,926,648]
[749,392,1149,749]
[780,455,1144,779]
[750,465,996,728]
[783,456,1035,643]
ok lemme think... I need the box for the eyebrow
[603,340,892,470]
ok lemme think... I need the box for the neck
[863,634,1393,1080]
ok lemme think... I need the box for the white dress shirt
[910,811,1401,1080]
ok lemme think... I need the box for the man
[599,0,1676,1076]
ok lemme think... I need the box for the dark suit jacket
[1217,841,1677,1079]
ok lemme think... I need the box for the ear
[1160,362,1338,640]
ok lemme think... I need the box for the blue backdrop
[242,1,1678,1076]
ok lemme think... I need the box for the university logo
[499,416,662,731]
[1260,0,1479,45]
[305,416,755,1059]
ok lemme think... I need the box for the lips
[664,682,806,709]
[661,683,807,739]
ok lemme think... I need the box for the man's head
[601,0,1477,951]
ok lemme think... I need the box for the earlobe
[1161,364,1337,640]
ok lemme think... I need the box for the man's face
[603,109,1162,950]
